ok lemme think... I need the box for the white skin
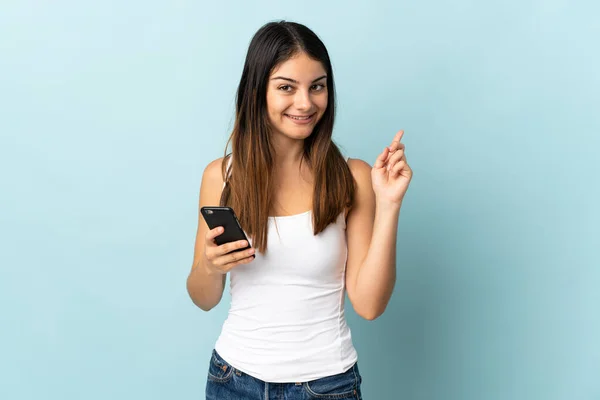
[266,51,328,169]
[194,50,413,320]
[200,52,329,275]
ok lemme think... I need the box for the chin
[279,130,313,141]
[272,123,318,140]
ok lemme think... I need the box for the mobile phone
[200,206,251,252]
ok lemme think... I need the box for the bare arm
[186,156,257,311]
[345,156,411,321]
[186,158,227,311]
[345,158,401,320]
[345,132,412,320]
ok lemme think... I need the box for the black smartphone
[200,206,251,252]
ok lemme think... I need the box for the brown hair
[219,21,355,253]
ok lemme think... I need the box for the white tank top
[214,155,358,383]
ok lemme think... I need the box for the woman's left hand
[371,130,413,205]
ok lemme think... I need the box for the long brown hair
[220,21,355,253]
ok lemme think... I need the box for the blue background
[1,1,598,399]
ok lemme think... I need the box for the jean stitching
[303,366,358,399]
[303,382,356,400]
[207,352,234,383]
[351,363,360,399]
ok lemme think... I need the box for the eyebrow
[271,75,327,84]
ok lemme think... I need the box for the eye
[278,85,293,92]
[311,84,326,91]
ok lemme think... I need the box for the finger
[393,157,412,176]
[221,253,256,271]
[392,130,404,144]
[386,149,405,170]
[205,226,224,243]
[218,240,250,257]
[218,248,256,267]
[388,141,405,153]
[385,143,405,165]
[391,160,406,176]
[374,147,390,169]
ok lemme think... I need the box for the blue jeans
[205,349,363,399]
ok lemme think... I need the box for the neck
[271,136,305,169]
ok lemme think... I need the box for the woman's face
[266,52,328,142]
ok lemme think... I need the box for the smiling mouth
[284,113,315,121]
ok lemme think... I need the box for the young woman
[187,20,412,399]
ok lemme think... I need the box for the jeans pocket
[207,349,234,383]
[304,363,362,399]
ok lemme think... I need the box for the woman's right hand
[203,227,256,275]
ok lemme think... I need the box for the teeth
[287,114,312,120]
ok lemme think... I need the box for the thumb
[373,147,389,169]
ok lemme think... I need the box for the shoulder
[201,156,229,188]
[347,157,373,194]
[346,157,372,179]
[344,157,373,218]
[199,156,230,205]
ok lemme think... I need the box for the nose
[294,89,312,112]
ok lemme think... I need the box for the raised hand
[371,130,413,205]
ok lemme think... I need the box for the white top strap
[223,155,233,189]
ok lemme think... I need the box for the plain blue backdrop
[1,1,599,399]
